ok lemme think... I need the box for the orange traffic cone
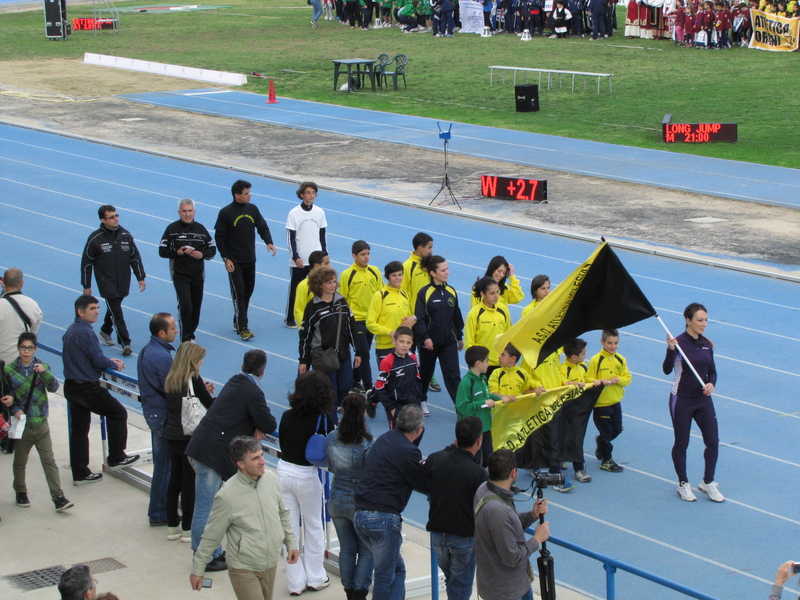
[266,80,279,104]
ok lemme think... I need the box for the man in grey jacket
[191,436,299,600]
[473,449,550,600]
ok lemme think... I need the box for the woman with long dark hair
[324,394,375,600]
[163,342,214,542]
[413,255,464,405]
[522,274,551,317]
[465,276,511,375]
[278,371,335,595]
[664,302,723,503]
[470,255,524,310]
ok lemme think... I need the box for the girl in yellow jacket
[470,255,525,311]
[521,274,551,317]
[464,277,511,374]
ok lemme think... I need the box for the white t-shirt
[0,293,43,364]
[285,203,327,266]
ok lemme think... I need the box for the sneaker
[698,480,725,502]
[53,495,74,512]
[600,459,623,473]
[677,481,697,502]
[99,331,115,346]
[553,481,575,493]
[574,469,592,483]
[16,492,30,507]
[167,526,182,540]
[311,20,319,27]
[286,321,298,329]
[122,345,133,356]
[595,435,602,460]
[307,577,331,592]
[108,454,140,469]
[181,530,192,543]
[240,328,255,341]
[73,472,103,486]
[429,377,442,392]
[421,401,430,416]
[351,383,367,395]
[206,553,228,572]
[366,402,377,419]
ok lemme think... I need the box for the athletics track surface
[2,118,800,600]
[119,89,800,209]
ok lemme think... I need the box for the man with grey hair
[185,349,277,572]
[58,564,119,600]
[191,436,298,600]
[354,404,430,600]
[0,268,43,364]
[159,198,216,343]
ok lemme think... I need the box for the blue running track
[120,89,800,209]
[2,121,800,600]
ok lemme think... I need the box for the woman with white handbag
[164,342,215,543]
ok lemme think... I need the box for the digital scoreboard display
[481,175,547,201]
[662,115,737,143]
[72,18,118,30]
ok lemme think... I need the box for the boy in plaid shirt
[1,332,73,512]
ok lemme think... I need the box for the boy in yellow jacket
[587,329,631,473]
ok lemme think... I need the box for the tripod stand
[430,123,461,210]
[536,485,556,600]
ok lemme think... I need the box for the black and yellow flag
[494,242,657,368]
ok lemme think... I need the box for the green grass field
[2,1,798,167]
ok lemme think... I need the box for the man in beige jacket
[190,436,299,600]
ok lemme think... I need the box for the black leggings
[669,393,719,484]
[167,439,196,530]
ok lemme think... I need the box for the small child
[456,345,514,467]
[672,0,686,44]
[551,0,572,37]
[560,338,592,483]
[1,332,73,512]
[489,344,542,398]
[588,329,632,473]
[684,3,696,45]
[373,327,423,429]
[340,240,384,395]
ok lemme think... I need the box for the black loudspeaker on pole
[536,485,556,600]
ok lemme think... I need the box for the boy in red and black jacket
[713,1,732,47]
[373,326,423,428]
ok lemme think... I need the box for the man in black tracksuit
[159,199,216,342]
[80,204,146,355]
[214,180,276,341]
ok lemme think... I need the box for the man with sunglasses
[80,205,146,356]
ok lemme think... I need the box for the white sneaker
[421,401,430,416]
[698,480,724,502]
[677,481,697,502]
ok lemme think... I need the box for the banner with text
[458,0,484,33]
[492,384,586,452]
[749,10,800,52]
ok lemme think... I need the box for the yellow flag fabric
[493,242,656,370]
[491,384,587,452]
[749,10,800,52]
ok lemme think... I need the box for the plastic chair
[381,54,408,91]
[373,53,391,88]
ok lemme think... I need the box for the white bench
[488,66,613,94]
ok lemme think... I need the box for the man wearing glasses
[80,205,146,356]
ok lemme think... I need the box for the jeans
[322,357,354,423]
[354,511,404,600]
[431,532,476,600]
[188,457,223,559]
[329,497,374,591]
[352,321,373,389]
[515,589,534,600]
[310,0,323,23]
[145,414,170,524]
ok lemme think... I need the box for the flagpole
[656,315,707,388]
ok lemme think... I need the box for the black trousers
[64,380,129,480]
[227,261,256,331]
[174,273,204,342]
[593,403,623,461]
[352,321,374,389]
[419,342,461,403]
[100,297,131,346]
[286,266,310,326]
[167,439,195,530]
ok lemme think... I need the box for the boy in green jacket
[456,345,514,466]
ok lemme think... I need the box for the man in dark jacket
[81,205,146,356]
[159,198,216,343]
[214,180,276,341]
[424,417,488,600]
[185,349,277,572]
[354,405,430,600]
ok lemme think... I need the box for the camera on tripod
[533,471,564,490]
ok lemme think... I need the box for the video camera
[532,471,564,491]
